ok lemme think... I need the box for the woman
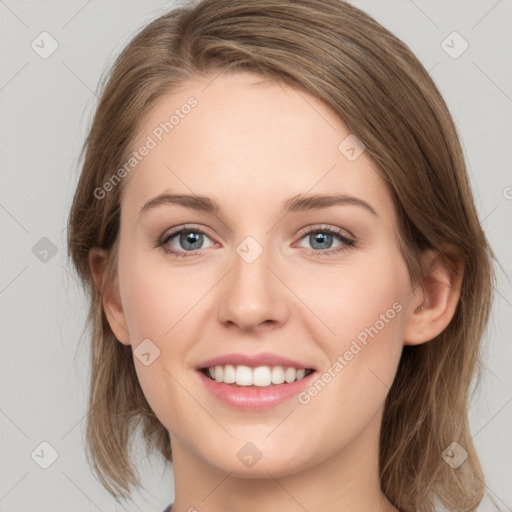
[67,1,497,510]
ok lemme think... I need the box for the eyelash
[157,224,356,258]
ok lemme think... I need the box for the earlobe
[89,247,131,346]
[404,250,463,346]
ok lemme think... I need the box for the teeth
[236,365,253,386]
[271,366,285,384]
[223,364,236,384]
[205,365,311,387]
[252,366,271,386]
[284,367,296,383]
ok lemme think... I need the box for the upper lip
[196,352,315,370]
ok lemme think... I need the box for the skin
[91,71,462,512]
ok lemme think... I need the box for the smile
[197,366,317,411]
[202,364,314,387]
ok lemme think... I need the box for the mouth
[199,365,316,388]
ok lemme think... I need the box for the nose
[216,238,290,333]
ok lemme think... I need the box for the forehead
[121,71,396,225]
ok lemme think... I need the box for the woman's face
[110,71,417,477]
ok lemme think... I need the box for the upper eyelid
[161,224,213,242]
[161,224,355,247]
[162,224,352,237]
[296,224,354,239]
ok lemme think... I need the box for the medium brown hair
[67,1,497,510]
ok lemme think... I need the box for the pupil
[182,231,202,250]
[311,232,332,250]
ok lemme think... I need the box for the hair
[67,0,497,510]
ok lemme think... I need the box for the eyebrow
[139,191,378,218]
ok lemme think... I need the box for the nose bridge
[216,234,288,329]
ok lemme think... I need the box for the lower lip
[197,370,316,411]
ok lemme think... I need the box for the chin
[200,443,312,478]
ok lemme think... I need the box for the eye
[157,224,356,258]
[158,225,215,257]
[295,225,356,255]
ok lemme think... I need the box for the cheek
[302,253,408,422]
[119,249,197,343]
[295,248,409,351]
[117,247,211,407]
[118,253,198,428]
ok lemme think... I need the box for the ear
[89,246,131,346]
[403,249,463,345]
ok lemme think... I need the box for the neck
[169,408,399,512]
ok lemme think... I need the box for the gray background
[1,1,511,511]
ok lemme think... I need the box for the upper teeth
[207,365,309,387]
